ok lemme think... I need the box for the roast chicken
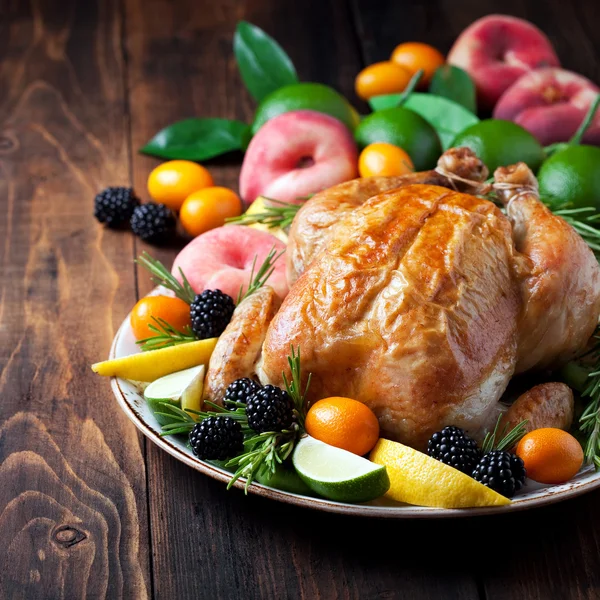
[255,152,600,449]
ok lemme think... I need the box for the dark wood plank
[123,0,478,598]
[350,2,600,599]
[0,0,150,597]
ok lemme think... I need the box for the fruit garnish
[130,202,176,244]
[426,426,481,474]
[144,364,205,415]
[94,186,139,227]
[180,187,242,237]
[451,119,545,172]
[292,436,390,503]
[472,450,526,498]
[223,378,262,410]
[190,289,236,339]
[354,106,442,171]
[358,143,414,177]
[147,160,214,211]
[304,397,379,456]
[91,337,217,382]
[391,42,445,87]
[130,295,192,342]
[159,346,311,493]
[516,428,584,484]
[190,416,244,460]
[370,438,510,508]
[241,110,359,204]
[355,61,413,101]
[227,196,299,241]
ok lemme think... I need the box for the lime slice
[292,436,390,503]
[256,463,315,496]
[144,365,205,425]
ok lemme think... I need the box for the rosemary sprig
[481,415,528,454]
[158,346,312,493]
[136,252,196,304]
[136,316,196,351]
[226,197,301,230]
[282,345,311,429]
[578,328,600,468]
[237,246,285,303]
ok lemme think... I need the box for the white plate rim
[109,311,600,518]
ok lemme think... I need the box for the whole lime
[252,83,360,134]
[538,145,600,211]
[354,107,442,171]
[451,119,545,173]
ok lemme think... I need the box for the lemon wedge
[92,338,217,382]
[245,196,289,243]
[370,438,510,508]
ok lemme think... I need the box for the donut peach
[240,110,358,205]
[171,226,288,301]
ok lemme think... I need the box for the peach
[448,15,560,110]
[172,225,288,300]
[239,110,358,205]
[494,68,600,145]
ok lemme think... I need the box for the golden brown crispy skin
[286,147,490,286]
[260,184,520,449]
[495,163,600,372]
[499,382,574,435]
[204,286,281,403]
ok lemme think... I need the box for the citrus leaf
[403,93,479,149]
[234,21,298,102]
[140,118,250,161]
[368,93,403,112]
[429,65,477,114]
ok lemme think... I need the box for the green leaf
[403,93,479,149]
[368,93,403,112]
[140,118,250,161]
[429,65,477,114]
[234,21,298,102]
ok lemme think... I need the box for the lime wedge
[144,365,205,425]
[257,463,315,496]
[292,436,390,503]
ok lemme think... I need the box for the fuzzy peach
[448,15,560,110]
[494,67,600,145]
[240,110,358,205]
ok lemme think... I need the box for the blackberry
[190,289,235,339]
[246,385,294,433]
[130,202,176,244]
[472,450,526,498]
[94,186,139,227]
[224,377,262,410]
[427,426,482,474]
[189,416,243,461]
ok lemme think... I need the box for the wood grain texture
[0,0,149,597]
[351,2,600,599]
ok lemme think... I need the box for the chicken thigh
[259,161,600,449]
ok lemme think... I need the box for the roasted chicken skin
[259,160,600,449]
[287,147,490,286]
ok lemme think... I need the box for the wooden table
[1,0,600,598]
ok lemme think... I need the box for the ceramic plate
[110,312,600,518]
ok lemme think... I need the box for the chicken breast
[260,184,520,449]
[287,147,491,286]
